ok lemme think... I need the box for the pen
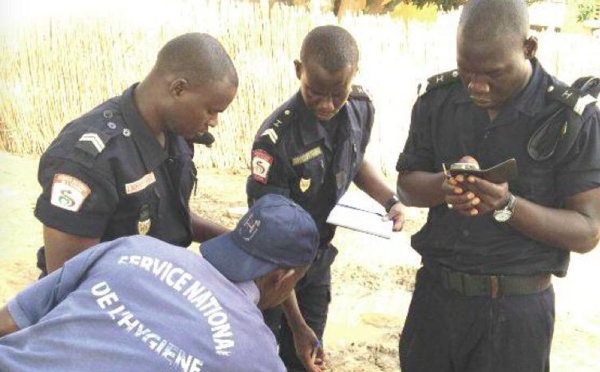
[311,340,321,363]
[442,162,450,178]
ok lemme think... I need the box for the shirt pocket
[109,186,161,238]
[292,154,325,203]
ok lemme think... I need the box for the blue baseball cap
[200,194,319,282]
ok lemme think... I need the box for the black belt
[427,263,552,298]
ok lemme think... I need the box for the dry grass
[1,0,599,173]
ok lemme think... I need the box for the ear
[523,36,538,60]
[169,78,189,98]
[274,268,296,290]
[294,60,303,81]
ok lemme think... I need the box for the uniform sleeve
[246,132,292,203]
[360,100,375,154]
[555,106,600,197]
[34,153,119,238]
[396,95,436,173]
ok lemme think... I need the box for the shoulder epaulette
[546,77,599,116]
[528,76,599,162]
[258,108,295,145]
[349,85,372,101]
[75,109,124,158]
[418,70,460,96]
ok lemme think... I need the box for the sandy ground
[1,150,599,371]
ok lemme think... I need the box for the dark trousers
[400,266,555,372]
[36,246,48,279]
[263,246,338,372]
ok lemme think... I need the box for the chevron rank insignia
[76,132,109,157]
[260,128,279,144]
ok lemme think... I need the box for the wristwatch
[493,193,517,222]
[385,194,400,213]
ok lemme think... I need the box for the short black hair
[155,33,238,87]
[458,0,529,44]
[300,25,359,72]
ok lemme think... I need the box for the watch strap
[385,194,400,213]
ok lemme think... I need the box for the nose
[317,96,334,112]
[468,76,490,94]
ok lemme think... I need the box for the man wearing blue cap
[0,194,319,372]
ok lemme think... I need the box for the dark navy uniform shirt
[396,59,600,277]
[247,86,374,247]
[35,84,196,247]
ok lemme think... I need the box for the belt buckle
[489,275,499,298]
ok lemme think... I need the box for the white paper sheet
[326,191,393,239]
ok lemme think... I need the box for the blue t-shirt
[0,236,285,372]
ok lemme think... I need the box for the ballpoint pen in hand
[311,340,321,363]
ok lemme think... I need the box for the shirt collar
[293,91,347,150]
[513,58,545,117]
[293,91,325,146]
[119,83,168,170]
[235,280,260,305]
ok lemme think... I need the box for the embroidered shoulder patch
[251,149,273,184]
[50,174,91,212]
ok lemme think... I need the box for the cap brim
[200,232,278,282]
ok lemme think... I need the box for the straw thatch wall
[1,0,598,174]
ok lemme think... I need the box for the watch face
[493,209,512,222]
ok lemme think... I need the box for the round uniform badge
[138,204,152,235]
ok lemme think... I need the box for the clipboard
[326,191,393,239]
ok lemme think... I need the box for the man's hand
[442,156,511,216]
[461,176,511,215]
[443,174,480,216]
[384,202,405,231]
[292,324,328,371]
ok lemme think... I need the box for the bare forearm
[397,171,447,207]
[509,197,600,254]
[281,290,307,330]
[353,161,396,206]
[190,212,229,243]
[0,305,19,337]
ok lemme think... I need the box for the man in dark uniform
[247,25,405,371]
[396,0,600,371]
[35,33,238,275]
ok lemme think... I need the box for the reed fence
[1,0,598,174]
